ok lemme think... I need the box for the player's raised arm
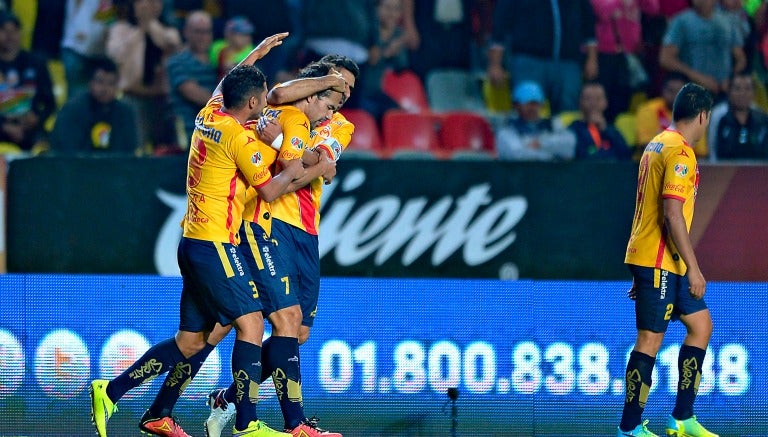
[267,73,346,106]
[212,32,290,98]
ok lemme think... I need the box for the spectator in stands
[359,0,408,122]
[301,0,376,66]
[407,0,472,81]
[61,0,116,99]
[488,0,598,114]
[495,80,576,161]
[166,10,217,142]
[659,0,746,97]
[210,16,254,80]
[708,70,768,160]
[223,0,299,83]
[49,57,139,155]
[590,0,660,122]
[569,81,632,160]
[0,12,55,152]
[106,0,181,153]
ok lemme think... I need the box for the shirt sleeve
[233,132,273,188]
[315,119,355,161]
[278,110,310,161]
[662,146,697,202]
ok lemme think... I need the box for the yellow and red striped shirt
[183,96,274,244]
[625,129,699,275]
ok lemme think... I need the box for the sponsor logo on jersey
[674,163,688,177]
[251,151,263,166]
[291,136,304,150]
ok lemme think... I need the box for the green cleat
[90,379,117,437]
[233,420,292,437]
[618,420,659,436]
[665,415,719,437]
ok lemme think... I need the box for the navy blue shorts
[629,265,708,333]
[239,220,299,317]
[271,219,320,327]
[177,237,263,332]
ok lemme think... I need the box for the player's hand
[487,64,507,87]
[627,281,637,300]
[253,32,289,60]
[688,268,707,300]
[255,117,282,144]
[283,157,305,181]
[327,69,347,94]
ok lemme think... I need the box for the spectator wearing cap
[210,15,254,80]
[494,80,576,161]
[0,12,55,153]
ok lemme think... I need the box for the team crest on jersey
[251,151,263,166]
[291,136,304,149]
[674,163,688,177]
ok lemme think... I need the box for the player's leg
[247,220,308,432]
[90,238,204,436]
[139,237,236,436]
[665,273,716,437]
[619,266,674,437]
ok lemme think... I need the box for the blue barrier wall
[0,275,765,436]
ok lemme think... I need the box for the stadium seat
[381,69,430,113]
[614,112,637,147]
[381,110,441,158]
[339,108,384,158]
[439,112,495,158]
[426,69,485,113]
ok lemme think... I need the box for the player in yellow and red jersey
[204,57,357,437]
[617,83,717,437]
[89,33,302,437]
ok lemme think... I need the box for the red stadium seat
[438,112,496,158]
[382,110,442,158]
[381,69,430,113]
[339,108,383,157]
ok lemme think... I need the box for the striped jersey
[625,129,699,275]
[183,96,274,245]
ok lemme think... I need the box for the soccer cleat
[90,379,117,437]
[665,415,719,437]
[204,388,236,437]
[618,420,659,437]
[287,417,342,437]
[233,420,292,437]
[139,411,191,437]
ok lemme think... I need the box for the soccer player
[204,57,359,437]
[89,33,305,437]
[618,83,717,437]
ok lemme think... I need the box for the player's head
[221,65,268,118]
[318,54,359,103]
[89,57,119,105]
[673,83,713,122]
[296,61,344,127]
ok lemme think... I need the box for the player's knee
[175,331,208,357]
[233,311,265,343]
[268,306,302,336]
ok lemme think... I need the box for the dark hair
[90,57,118,78]
[297,61,339,98]
[729,69,753,84]
[221,65,267,109]
[318,54,360,79]
[672,83,713,122]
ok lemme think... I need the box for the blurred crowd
[0,0,766,162]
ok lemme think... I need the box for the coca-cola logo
[154,168,527,276]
